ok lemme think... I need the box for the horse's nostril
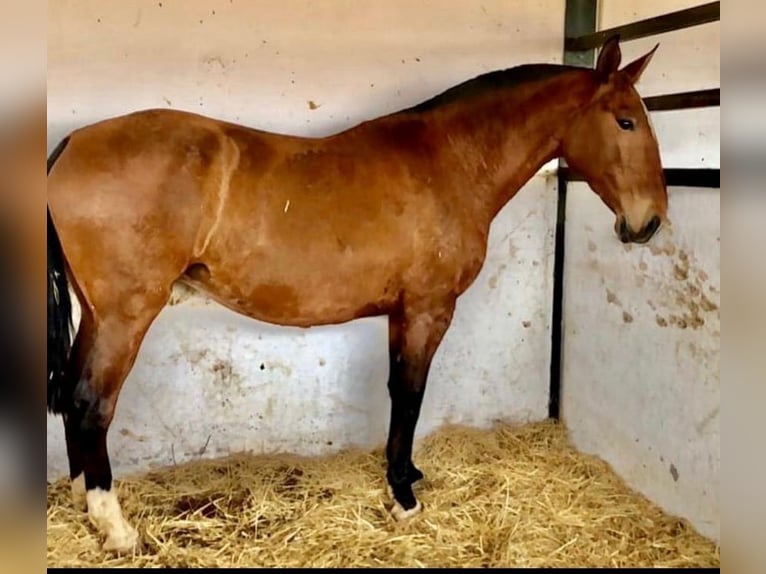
[644,215,661,237]
[618,217,630,243]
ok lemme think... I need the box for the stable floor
[46,421,719,568]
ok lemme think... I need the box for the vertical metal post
[563,0,598,68]
[549,0,598,420]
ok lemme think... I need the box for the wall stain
[589,229,719,388]
[119,428,148,442]
[264,361,293,377]
[202,55,228,69]
[487,263,507,290]
[658,248,720,332]
[695,406,719,435]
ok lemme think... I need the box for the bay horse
[47,36,667,553]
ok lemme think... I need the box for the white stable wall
[560,0,720,541]
[47,1,563,479]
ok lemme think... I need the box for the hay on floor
[46,420,719,568]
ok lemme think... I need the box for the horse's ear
[596,34,622,81]
[621,43,660,85]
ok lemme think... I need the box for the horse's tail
[47,136,74,414]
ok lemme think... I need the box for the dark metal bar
[560,167,720,189]
[549,0,598,421]
[643,88,720,111]
[549,172,569,421]
[565,1,720,52]
[664,168,720,188]
[563,0,598,68]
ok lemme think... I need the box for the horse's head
[562,35,667,244]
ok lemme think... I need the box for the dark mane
[402,64,581,114]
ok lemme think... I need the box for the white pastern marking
[86,488,139,552]
[391,498,423,521]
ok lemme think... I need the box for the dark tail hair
[47,136,74,414]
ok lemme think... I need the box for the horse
[47,35,667,553]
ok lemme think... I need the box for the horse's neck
[440,71,595,221]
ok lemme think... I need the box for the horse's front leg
[386,296,456,520]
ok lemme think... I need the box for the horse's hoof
[102,525,139,554]
[391,498,422,522]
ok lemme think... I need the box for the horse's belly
[185,261,397,328]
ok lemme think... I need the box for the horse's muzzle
[617,215,662,244]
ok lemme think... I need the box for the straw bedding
[46,420,719,568]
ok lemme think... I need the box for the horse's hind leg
[386,295,456,520]
[64,289,170,553]
[64,308,96,511]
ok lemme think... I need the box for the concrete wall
[560,0,720,541]
[47,1,563,478]
[47,0,565,148]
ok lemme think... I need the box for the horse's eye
[617,118,635,131]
